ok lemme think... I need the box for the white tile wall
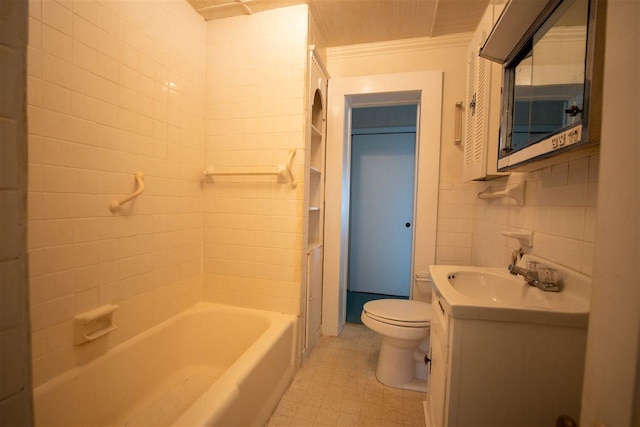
[0,0,34,423]
[202,5,309,315]
[437,153,598,275]
[28,0,206,387]
[435,182,476,265]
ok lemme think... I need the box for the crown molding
[327,33,473,61]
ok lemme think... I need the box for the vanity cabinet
[462,4,506,182]
[428,289,587,427]
[428,291,450,427]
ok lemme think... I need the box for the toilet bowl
[361,299,431,392]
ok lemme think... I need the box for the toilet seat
[363,299,431,328]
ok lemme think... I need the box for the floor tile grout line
[267,323,427,427]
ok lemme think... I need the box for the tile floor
[267,323,428,427]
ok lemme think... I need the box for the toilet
[361,274,432,392]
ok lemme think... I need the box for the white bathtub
[34,302,298,426]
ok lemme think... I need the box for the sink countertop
[429,255,591,328]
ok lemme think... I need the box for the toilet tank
[413,271,433,303]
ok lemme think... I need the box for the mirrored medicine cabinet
[481,0,604,171]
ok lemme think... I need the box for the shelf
[309,170,321,208]
[307,243,323,252]
[477,181,524,205]
[310,135,322,170]
[307,65,325,250]
[311,124,322,137]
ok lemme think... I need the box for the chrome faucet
[508,250,560,292]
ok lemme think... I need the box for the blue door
[348,131,416,297]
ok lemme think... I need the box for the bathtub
[34,302,298,426]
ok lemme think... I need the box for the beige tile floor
[267,323,428,427]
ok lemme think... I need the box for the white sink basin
[446,270,528,304]
[430,256,591,327]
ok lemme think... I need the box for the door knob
[405,223,411,228]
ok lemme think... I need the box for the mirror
[509,0,587,152]
[488,0,603,170]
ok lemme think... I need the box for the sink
[446,270,529,304]
[429,255,591,327]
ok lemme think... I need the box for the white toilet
[361,275,432,392]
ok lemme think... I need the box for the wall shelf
[502,229,534,247]
[477,180,525,205]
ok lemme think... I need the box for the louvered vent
[474,55,487,164]
[464,52,476,168]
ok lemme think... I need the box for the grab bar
[109,172,144,213]
[203,148,297,187]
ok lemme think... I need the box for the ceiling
[186,0,491,47]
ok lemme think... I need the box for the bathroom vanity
[428,257,590,427]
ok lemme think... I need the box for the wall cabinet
[462,4,507,182]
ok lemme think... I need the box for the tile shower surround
[26,0,318,389]
[201,6,310,314]
[1,0,33,423]
[27,0,207,387]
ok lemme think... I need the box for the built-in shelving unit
[303,46,328,358]
[308,101,324,249]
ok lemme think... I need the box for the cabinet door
[429,316,448,427]
[463,6,505,182]
[429,291,450,426]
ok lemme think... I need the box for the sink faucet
[508,250,560,292]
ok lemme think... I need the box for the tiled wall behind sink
[437,153,598,276]
[472,154,598,274]
[27,0,206,387]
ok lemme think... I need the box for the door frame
[323,71,443,336]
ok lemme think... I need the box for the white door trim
[323,71,443,336]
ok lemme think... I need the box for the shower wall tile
[0,0,33,422]
[202,5,309,315]
[28,0,206,387]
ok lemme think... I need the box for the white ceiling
[186,0,491,47]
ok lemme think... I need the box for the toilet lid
[363,299,431,327]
